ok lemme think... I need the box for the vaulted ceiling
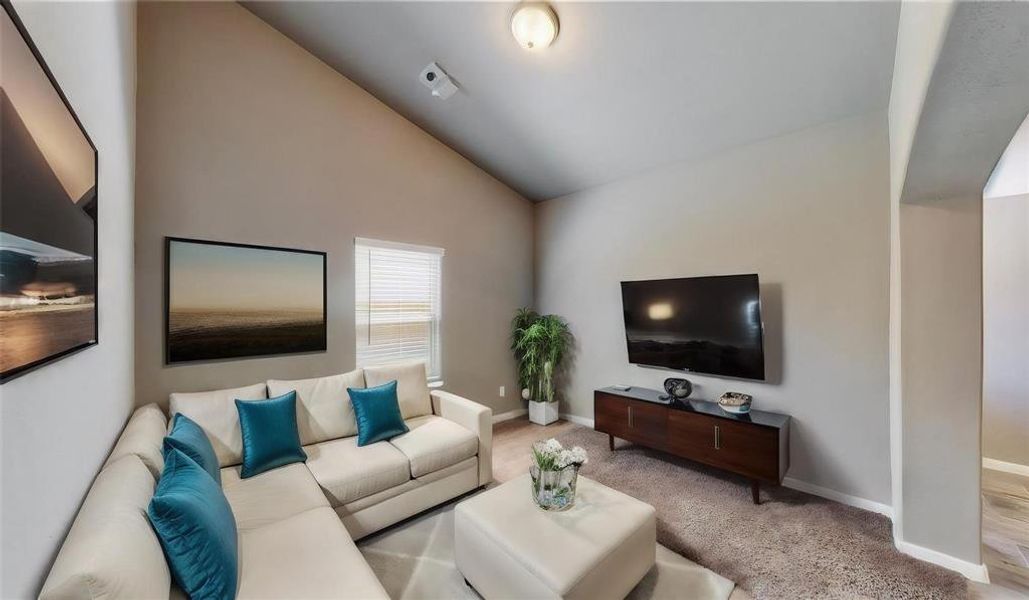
[246,2,901,201]
[901,1,1029,204]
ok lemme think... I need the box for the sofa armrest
[431,390,493,486]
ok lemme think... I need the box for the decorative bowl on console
[718,392,753,414]
[663,377,693,400]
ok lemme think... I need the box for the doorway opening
[981,113,1029,595]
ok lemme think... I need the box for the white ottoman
[454,474,657,600]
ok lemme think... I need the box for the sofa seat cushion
[390,415,479,478]
[40,455,171,600]
[169,383,268,467]
[303,437,410,506]
[103,403,168,480]
[237,506,389,599]
[221,462,328,530]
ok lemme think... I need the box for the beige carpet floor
[357,496,735,600]
[554,427,970,599]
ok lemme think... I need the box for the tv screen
[620,274,765,380]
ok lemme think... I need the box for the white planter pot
[529,401,559,426]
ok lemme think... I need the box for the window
[355,237,443,381]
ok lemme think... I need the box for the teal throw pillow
[235,391,307,479]
[349,380,409,447]
[148,449,238,600]
[164,413,221,484]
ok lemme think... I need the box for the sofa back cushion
[103,403,167,480]
[164,413,222,484]
[267,368,364,445]
[363,362,432,420]
[169,383,267,467]
[40,455,171,600]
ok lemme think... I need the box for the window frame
[354,237,444,382]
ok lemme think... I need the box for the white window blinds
[355,237,444,381]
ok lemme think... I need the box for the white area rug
[357,497,735,600]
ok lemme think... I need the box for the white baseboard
[769,478,991,583]
[491,408,527,424]
[560,412,594,428]
[895,540,990,583]
[983,457,1029,477]
[781,477,893,518]
[491,409,595,427]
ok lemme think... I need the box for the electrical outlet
[499,386,506,397]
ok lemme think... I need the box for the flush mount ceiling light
[511,3,559,50]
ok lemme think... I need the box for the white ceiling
[246,2,901,201]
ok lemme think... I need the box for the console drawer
[666,410,717,461]
[625,400,667,447]
[668,411,779,481]
[595,392,630,438]
[595,393,667,447]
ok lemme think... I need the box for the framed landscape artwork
[1,2,99,383]
[165,237,327,363]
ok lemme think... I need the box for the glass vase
[529,463,579,511]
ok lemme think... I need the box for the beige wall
[899,195,982,564]
[534,112,892,505]
[135,2,533,413]
[0,2,136,597]
[983,193,1029,467]
[887,0,985,572]
[887,3,955,527]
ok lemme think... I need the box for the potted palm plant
[511,308,572,425]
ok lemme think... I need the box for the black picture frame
[1,0,99,384]
[164,237,328,364]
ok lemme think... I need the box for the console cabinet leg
[609,434,614,451]
[751,480,760,504]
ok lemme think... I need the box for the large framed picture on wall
[1,1,99,384]
[165,237,327,363]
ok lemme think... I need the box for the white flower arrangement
[532,438,588,471]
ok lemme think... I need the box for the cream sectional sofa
[39,363,493,599]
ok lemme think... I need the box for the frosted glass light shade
[511,4,559,50]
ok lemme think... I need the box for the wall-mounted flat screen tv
[620,274,765,380]
[1,3,98,383]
